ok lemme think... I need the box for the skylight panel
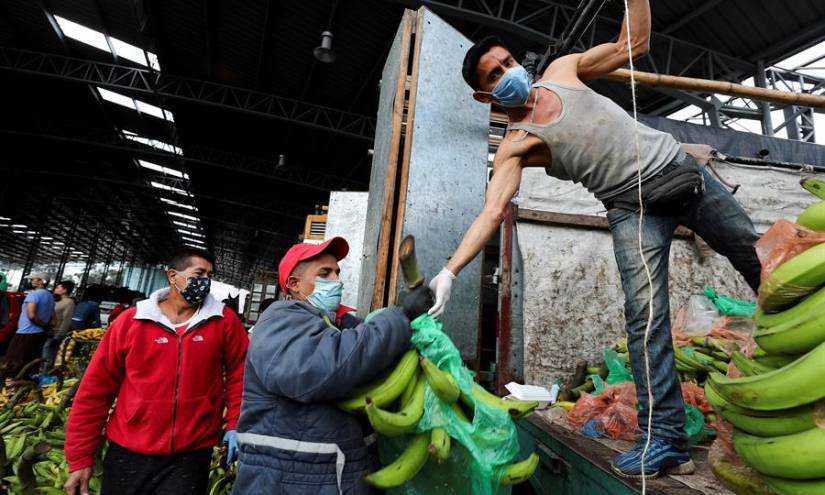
[138,160,188,179]
[110,37,159,69]
[177,229,204,238]
[182,236,205,245]
[172,220,199,230]
[97,87,137,109]
[167,211,199,222]
[54,16,111,53]
[123,133,182,154]
[0,216,9,220]
[160,198,197,210]
[135,100,175,122]
[151,182,190,196]
[184,243,204,248]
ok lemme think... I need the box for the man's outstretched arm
[543,0,651,83]
[429,143,525,317]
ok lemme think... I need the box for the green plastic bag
[704,286,756,317]
[604,348,634,385]
[400,314,520,495]
[684,403,712,446]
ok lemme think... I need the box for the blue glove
[223,430,238,464]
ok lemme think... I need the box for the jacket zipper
[171,333,183,452]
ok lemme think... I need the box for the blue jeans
[606,157,760,449]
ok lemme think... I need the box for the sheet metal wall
[517,121,825,385]
[325,191,369,308]
[395,9,489,362]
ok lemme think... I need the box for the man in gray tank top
[427,0,761,479]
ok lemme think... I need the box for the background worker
[4,272,54,377]
[233,237,433,494]
[64,248,249,495]
[70,285,103,331]
[427,0,761,479]
[39,280,76,381]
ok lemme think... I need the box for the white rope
[621,1,655,493]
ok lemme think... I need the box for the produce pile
[335,313,540,494]
[704,177,825,495]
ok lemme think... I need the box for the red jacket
[65,290,249,471]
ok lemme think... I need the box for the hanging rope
[620,1,655,493]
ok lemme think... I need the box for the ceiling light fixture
[313,31,336,63]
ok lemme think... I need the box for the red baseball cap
[278,237,350,291]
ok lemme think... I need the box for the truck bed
[516,410,733,495]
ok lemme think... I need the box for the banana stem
[18,441,51,495]
[399,235,424,290]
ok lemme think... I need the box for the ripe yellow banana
[764,476,825,495]
[365,432,430,488]
[797,200,825,232]
[707,339,825,411]
[704,383,817,437]
[733,426,825,479]
[336,349,420,413]
[758,242,825,312]
[499,453,539,485]
[428,427,450,463]
[365,375,425,437]
[462,383,538,419]
[420,357,460,404]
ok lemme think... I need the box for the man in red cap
[233,237,432,494]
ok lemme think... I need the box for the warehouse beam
[0,47,376,142]
[0,128,367,192]
[388,0,755,77]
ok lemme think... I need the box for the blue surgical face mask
[488,65,532,108]
[307,278,343,312]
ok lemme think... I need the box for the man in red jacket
[64,248,249,495]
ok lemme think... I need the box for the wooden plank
[517,208,695,238]
[369,10,416,312]
[387,10,424,306]
[520,415,705,495]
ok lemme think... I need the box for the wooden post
[605,68,825,109]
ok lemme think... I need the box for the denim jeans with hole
[606,156,761,449]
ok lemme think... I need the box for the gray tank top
[508,81,681,200]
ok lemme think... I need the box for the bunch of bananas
[333,348,540,488]
[71,328,106,342]
[0,383,102,495]
[704,186,825,495]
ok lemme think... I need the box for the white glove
[428,268,456,318]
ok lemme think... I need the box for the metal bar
[754,60,774,136]
[0,127,366,192]
[495,202,516,394]
[0,47,376,142]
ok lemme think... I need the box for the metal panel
[396,8,489,362]
[357,17,409,316]
[325,192,369,308]
[515,158,825,385]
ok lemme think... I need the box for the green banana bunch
[683,346,728,372]
[365,375,425,437]
[461,383,538,419]
[755,317,825,356]
[797,200,825,232]
[708,339,825,410]
[336,349,420,413]
[734,426,825,479]
[399,368,421,407]
[730,351,775,376]
[801,177,825,200]
[365,433,430,488]
[704,383,817,437]
[764,476,825,495]
[419,357,460,404]
[759,242,825,313]
[428,427,450,463]
[498,453,539,485]
[753,353,801,369]
[708,450,775,495]
[674,346,714,373]
[754,285,825,329]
